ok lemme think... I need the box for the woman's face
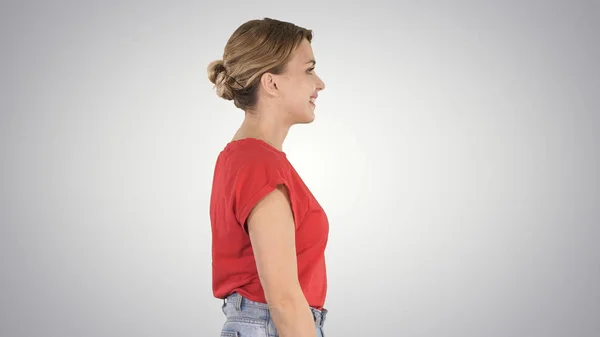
[275,39,326,124]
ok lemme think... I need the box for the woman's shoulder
[217,138,289,172]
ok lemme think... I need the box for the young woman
[207,18,329,337]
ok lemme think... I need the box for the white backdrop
[1,1,599,336]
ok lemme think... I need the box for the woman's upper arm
[246,184,301,303]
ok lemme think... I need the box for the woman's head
[207,18,325,125]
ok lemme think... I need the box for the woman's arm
[247,184,316,337]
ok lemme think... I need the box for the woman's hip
[219,292,327,337]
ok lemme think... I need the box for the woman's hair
[207,18,313,111]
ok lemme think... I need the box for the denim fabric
[219,292,327,337]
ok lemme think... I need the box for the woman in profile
[207,18,329,337]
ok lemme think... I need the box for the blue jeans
[220,292,327,337]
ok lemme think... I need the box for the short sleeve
[232,156,289,233]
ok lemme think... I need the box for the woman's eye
[307,67,315,74]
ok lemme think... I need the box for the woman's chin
[290,106,317,125]
[303,110,316,123]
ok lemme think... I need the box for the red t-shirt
[209,138,329,309]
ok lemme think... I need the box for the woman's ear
[260,72,280,97]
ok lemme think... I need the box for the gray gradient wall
[1,1,598,336]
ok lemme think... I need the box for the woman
[207,18,329,337]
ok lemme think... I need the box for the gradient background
[1,1,599,336]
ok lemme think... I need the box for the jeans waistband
[224,292,327,327]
